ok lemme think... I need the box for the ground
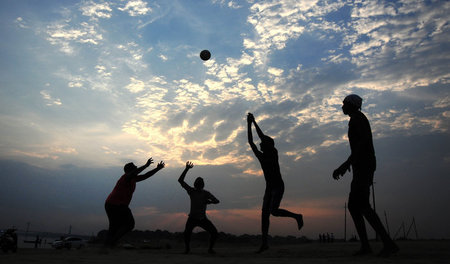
[1,240,449,264]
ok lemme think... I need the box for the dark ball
[200,50,211,61]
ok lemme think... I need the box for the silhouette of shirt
[106,174,136,206]
[348,111,376,171]
[184,186,217,220]
[254,148,284,187]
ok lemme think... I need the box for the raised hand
[157,161,165,169]
[186,161,194,169]
[247,112,255,123]
[145,158,154,167]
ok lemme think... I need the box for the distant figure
[178,161,220,254]
[247,113,304,253]
[104,158,165,248]
[333,94,398,257]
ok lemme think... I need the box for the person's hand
[186,161,194,169]
[145,158,154,167]
[156,161,165,169]
[332,162,350,180]
[247,113,255,123]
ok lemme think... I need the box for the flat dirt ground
[1,240,449,264]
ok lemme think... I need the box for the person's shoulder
[186,185,195,193]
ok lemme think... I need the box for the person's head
[194,177,205,190]
[342,94,362,115]
[260,135,275,152]
[124,162,137,173]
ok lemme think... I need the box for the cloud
[15,17,29,29]
[80,1,113,20]
[46,21,103,54]
[40,90,62,106]
[118,0,152,16]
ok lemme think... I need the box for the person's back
[348,110,376,183]
[258,148,283,187]
[349,111,375,162]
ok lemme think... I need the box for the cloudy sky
[1,0,449,239]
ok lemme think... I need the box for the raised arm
[252,117,266,140]
[135,161,165,182]
[178,161,194,191]
[248,113,262,156]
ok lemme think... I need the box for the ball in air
[200,50,211,61]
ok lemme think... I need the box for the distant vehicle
[52,237,85,249]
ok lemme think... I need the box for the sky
[0,0,449,239]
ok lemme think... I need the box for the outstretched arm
[178,161,194,191]
[125,158,153,180]
[136,161,165,182]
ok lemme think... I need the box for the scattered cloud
[118,0,152,16]
[80,1,113,20]
[40,90,62,106]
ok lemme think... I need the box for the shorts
[262,184,284,213]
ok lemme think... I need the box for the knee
[262,209,270,218]
[270,208,282,216]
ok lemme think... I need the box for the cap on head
[343,94,363,110]
[194,177,205,190]
[124,162,136,173]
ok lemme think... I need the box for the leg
[198,218,218,254]
[109,207,135,247]
[183,218,196,254]
[361,172,398,256]
[348,183,371,255]
[269,185,304,230]
[362,207,399,256]
[104,203,116,247]
[105,203,127,248]
[257,189,271,253]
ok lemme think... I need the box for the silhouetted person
[247,113,303,253]
[178,161,219,254]
[333,94,398,257]
[104,158,165,248]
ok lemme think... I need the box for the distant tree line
[95,229,311,246]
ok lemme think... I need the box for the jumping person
[104,158,165,248]
[333,94,398,257]
[247,113,303,253]
[178,161,219,254]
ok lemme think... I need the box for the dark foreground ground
[1,240,449,264]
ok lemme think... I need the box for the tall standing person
[247,113,304,253]
[104,158,165,248]
[333,94,398,257]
